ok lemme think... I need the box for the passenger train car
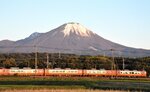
[0,67,147,77]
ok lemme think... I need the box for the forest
[0,53,150,76]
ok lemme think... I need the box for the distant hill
[0,40,14,46]
[0,22,150,57]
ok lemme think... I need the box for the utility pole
[111,49,115,70]
[122,58,125,70]
[119,51,125,70]
[34,45,38,75]
[27,59,30,67]
[46,53,49,69]
[111,49,116,78]
[51,53,54,69]
[103,51,106,57]
[58,51,61,59]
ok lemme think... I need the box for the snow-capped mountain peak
[0,22,150,57]
[62,22,93,37]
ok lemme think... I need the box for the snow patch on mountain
[62,22,92,37]
[88,46,98,51]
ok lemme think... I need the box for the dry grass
[0,77,147,91]
[1,89,127,92]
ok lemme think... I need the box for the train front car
[45,68,82,76]
[138,70,147,77]
[117,70,147,77]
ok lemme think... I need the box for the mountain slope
[0,40,14,46]
[0,22,150,57]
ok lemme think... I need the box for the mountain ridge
[0,22,150,57]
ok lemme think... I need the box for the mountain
[0,40,15,53]
[16,32,42,45]
[0,22,150,57]
[0,40,14,46]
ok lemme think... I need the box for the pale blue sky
[0,0,150,49]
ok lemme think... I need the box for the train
[0,67,147,77]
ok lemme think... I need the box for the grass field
[0,76,150,91]
[1,89,127,92]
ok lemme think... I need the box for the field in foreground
[0,76,150,91]
[1,89,126,92]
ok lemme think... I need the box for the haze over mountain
[0,22,150,57]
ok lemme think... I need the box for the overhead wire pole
[122,57,125,70]
[44,52,49,76]
[103,51,106,57]
[119,51,125,70]
[118,51,122,70]
[111,49,115,70]
[110,49,115,78]
[46,52,49,69]
[34,45,38,75]
[118,50,125,70]
[116,50,122,78]
[58,51,61,59]
[51,53,54,69]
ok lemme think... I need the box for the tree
[3,58,16,68]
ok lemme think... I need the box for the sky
[0,0,150,49]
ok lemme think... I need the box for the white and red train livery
[0,67,147,77]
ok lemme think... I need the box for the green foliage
[0,53,150,76]
[3,58,16,68]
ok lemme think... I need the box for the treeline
[0,53,150,75]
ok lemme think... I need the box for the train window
[130,72,134,74]
[137,72,140,74]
